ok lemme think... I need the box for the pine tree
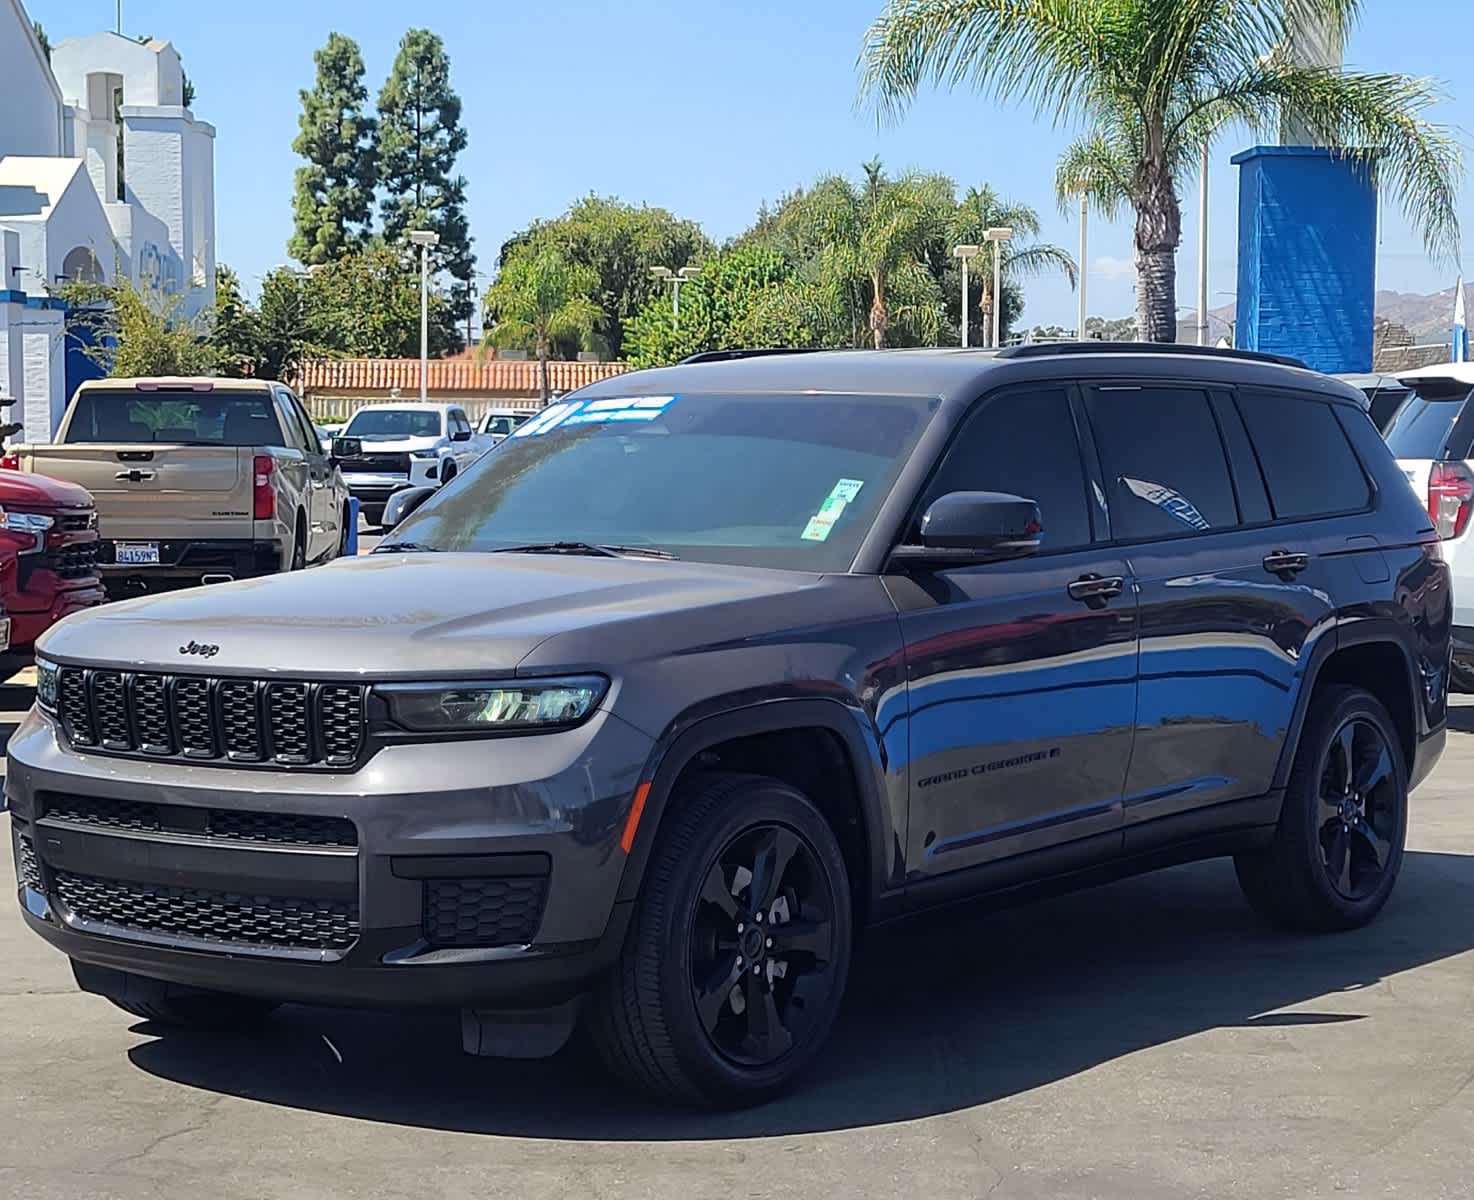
[376,29,475,342]
[290,33,377,266]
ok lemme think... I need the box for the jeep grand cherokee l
[8,345,1449,1107]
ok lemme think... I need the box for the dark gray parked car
[8,345,1450,1106]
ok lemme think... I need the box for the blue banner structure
[1454,277,1468,364]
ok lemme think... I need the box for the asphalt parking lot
[3,680,1474,1199]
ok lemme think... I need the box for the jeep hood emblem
[179,640,220,658]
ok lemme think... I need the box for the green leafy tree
[501,197,712,360]
[794,160,951,348]
[32,21,50,60]
[252,268,312,382]
[482,249,603,403]
[212,265,258,377]
[291,34,377,266]
[863,0,1462,342]
[62,276,216,378]
[376,29,475,341]
[305,242,456,358]
[624,245,824,368]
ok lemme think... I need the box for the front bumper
[343,464,439,503]
[7,706,651,1009]
[6,580,106,649]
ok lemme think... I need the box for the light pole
[1197,143,1210,346]
[650,265,701,329]
[953,245,980,348]
[984,227,1012,348]
[407,230,439,405]
[1077,194,1088,339]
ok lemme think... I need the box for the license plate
[114,542,160,565]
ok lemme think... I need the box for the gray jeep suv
[7,345,1450,1107]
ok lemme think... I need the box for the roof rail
[995,341,1307,370]
[678,348,826,365]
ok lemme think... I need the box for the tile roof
[298,357,629,395]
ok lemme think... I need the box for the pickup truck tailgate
[21,446,254,541]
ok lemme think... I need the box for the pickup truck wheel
[290,515,307,571]
[71,961,279,1029]
[441,460,457,484]
[338,506,352,557]
[587,772,853,1107]
[1235,686,1408,932]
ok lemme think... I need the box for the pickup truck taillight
[253,455,275,520]
[1427,461,1474,539]
[0,453,18,471]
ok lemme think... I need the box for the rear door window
[1236,391,1370,519]
[1085,386,1239,540]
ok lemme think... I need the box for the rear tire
[1235,685,1408,932]
[338,506,352,558]
[587,772,853,1108]
[290,515,307,571]
[72,962,279,1029]
[1450,656,1474,694]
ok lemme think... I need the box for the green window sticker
[801,478,866,542]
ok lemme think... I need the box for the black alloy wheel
[689,823,840,1067]
[1315,716,1398,902]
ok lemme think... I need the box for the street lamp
[407,230,440,404]
[984,227,1012,348]
[953,245,981,348]
[650,265,701,329]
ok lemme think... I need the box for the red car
[0,469,104,651]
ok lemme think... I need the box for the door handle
[1068,574,1125,606]
[1263,550,1310,578]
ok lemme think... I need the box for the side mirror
[890,491,1042,567]
[331,436,362,462]
[383,486,436,528]
[451,429,472,442]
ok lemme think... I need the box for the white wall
[50,32,184,112]
[0,0,66,157]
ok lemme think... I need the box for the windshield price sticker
[801,478,865,542]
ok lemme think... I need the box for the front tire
[587,772,853,1107]
[72,961,279,1029]
[1235,685,1408,932]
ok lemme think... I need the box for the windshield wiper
[374,541,443,554]
[492,541,678,560]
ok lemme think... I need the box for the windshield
[344,409,443,439]
[64,390,281,445]
[1383,382,1472,459]
[385,391,936,570]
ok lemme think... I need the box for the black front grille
[339,452,411,475]
[40,540,101,579]
[16,834,42,892]
[423,877,547,948]
[42,795,357,848]
[54,870,359,951]
[55,669,367,769]
[54,510,97,534]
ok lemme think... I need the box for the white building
[0,0,216,440]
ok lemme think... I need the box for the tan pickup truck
[7,378,353,594]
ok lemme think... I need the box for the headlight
[36,657,58,712]
[379,676,608,733]
[409,450,439,460]
[1,509,54,552]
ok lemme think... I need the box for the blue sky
[26,0,1474,331]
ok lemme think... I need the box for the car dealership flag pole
[1455,277,1468,363]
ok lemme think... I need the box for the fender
[614,697,896,920]
[1271,618,1425,792]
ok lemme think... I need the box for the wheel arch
[616,698,894,925]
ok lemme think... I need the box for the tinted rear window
[65,390,280,445]
[1383,384,1471,459]
[1236,392,1370,519]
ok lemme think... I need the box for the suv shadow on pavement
[124,849,1474,1138]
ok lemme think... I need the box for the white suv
[335,404,490,525]
[1384,362,1474,683]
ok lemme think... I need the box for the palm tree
[798,160,952,348]
[954,184,1077,345]
[862,1,1461,342]
[482,247,602,403]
